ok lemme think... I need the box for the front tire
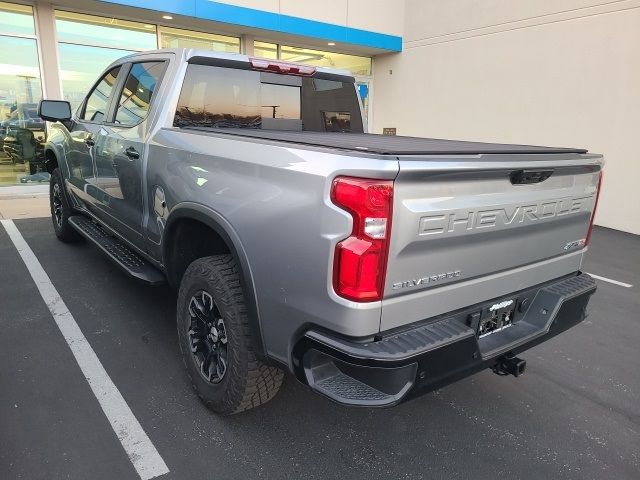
[177,255,283,415]
[49,168,81,242]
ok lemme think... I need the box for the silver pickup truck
[38,48,603,415]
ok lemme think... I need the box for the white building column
[34,2,62,100]
[241,34,254,56]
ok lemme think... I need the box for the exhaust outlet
[492,354,526,377]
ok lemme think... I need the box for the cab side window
[81,66,121,123]
[114,62,165,126]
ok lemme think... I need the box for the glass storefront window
[159,26,239,53]
[0,3,45,186]
[280,46,372,76]
[58,43,136,112]
[55,11,157,51]
[0,37,42,107]
[0,1,35,36]
[55,11,157,113]
[254,41,277,59]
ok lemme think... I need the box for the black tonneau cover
[185,127,588,155]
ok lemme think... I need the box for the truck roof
[113,48,354,80]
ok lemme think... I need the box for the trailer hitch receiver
[493,354,527,377]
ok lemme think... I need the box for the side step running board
[68,215,166,285]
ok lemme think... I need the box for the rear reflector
[331,177,393,302]
[249,58,316,76]
[585,170,603,246]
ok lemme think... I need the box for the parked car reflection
[1,103,46,175]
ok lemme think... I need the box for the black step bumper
[291,273,596,407]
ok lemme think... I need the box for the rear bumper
[291,272,596,407]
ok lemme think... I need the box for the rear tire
[50,168,81,243]
[177,255,283,415]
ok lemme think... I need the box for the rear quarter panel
[146,129,398,365]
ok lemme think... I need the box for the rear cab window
[173,63,363,133]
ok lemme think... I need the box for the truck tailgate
[381,153,603,331]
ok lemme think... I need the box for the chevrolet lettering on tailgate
[418,195,593,236]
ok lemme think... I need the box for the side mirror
[38,100,72,122]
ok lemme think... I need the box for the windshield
[174,64,363,133]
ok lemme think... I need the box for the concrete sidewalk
[0,185,49,220]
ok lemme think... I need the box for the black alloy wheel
[49,168,81,242]
[187,291,229,384]
[52,181,64,229]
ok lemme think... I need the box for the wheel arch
[163,203,267,359]
[44,148,58,173]
[44,144,67,175]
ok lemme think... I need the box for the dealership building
[0,0,638,235]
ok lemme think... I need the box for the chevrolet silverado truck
[38,49,603,415]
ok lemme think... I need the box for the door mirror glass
[38,100,72,122]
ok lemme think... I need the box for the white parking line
[1,219,169,480]
[586,273,633,288]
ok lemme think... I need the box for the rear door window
[174,64,363,133]
[114,61,165,126]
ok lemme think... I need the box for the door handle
[124,146,139,159]
[85,137,95,147]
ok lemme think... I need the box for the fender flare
[44,144,65,173]
[44,143,77,192]
[163,202,267,360]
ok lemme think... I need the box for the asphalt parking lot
[1,218,638,480]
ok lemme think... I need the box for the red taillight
[331,176,393,302]
[249,58,316,76]
[585,170,603,246]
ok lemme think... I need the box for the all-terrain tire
[49,168,82,242]
[177,255,284,415]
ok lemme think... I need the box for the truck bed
[184,127,588,155]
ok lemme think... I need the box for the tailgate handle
[510,169,553,185]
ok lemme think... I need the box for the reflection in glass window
[174,65,363,133]
[280,46,372,76]
[254,41,277,59]
[159,26,239,53]
[301,77,362,132]
[115,62,165,125]
[312,79,343,91]
[0,35,44,185]
[58,44,134,112]
[356,81,370,118]
[0,1,35,36]
[322,112,352,132]
[55,11,157,51]
[0,37,41,106]
[261,84,300,119]
[82,66,121,122]
[174,65,261,129]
